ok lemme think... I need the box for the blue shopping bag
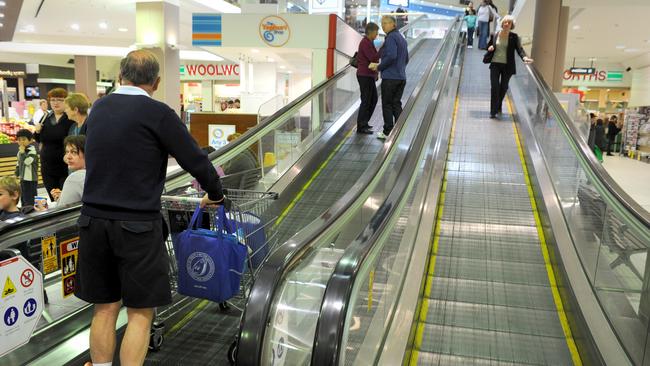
[228,212,267,270]
[175,205,247,303]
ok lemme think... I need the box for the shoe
[468,45,473,49]
[357,127,373,135]
[377,132,387,140]
[489,114,498,119]
[606,153,614,156]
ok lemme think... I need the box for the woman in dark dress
[34,88,74,200]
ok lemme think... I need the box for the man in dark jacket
[76,49,224,366]
[356,22,380,134]
[606,115,621,156]
[372,15,409,140]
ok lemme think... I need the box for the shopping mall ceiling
[515,0,650,68]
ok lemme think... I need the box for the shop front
[561,66,631,121]
[180,61,242,114]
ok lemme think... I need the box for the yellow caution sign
[41,234,59,275]
[2,276,17,298]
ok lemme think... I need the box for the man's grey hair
[382,15,397,25]
[119,50,160,86]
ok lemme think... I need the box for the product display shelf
[623,106,650,163]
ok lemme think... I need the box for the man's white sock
[93,363,112,366]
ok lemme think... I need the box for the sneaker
[468,45,473,49]
[377,132,387,140]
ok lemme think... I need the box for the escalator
[0,16,451,366]
[241,22,650,366]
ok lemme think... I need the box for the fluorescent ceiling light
[267,57,275,62]
[99,22,108,30]
[0,1,5,6]
[20,24,35,32]
[572,25,580,30]
[0,13,4,18]
[0,23,3,28]
[0,42,133,57]
[279,65,286,69]
[179,50,224,61]
[251,49,260,53]
[118,27,128,32]
[615,45,625,49]
[70,23,80,31]
[191,0,241,14]
[624,48,640,53]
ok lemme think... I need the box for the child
[0,176,22,221]
[15,129,39,207]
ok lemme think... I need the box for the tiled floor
[602,155,650,213]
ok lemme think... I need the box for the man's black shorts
[75,215,172,308]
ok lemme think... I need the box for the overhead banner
[192,14,222,47]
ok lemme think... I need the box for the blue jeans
[467,27,475,46]
[478,21,490,49]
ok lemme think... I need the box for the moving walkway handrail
[523,64,650,230]
[310,23,461,366]
[165,15,429,192]
[236,18,460,366]
[0,14,436,244]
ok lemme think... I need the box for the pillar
[74,55,97,103]
[17,78,25,101]
[531,0,569,92]
[136,1,181,113]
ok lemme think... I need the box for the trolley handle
[161,195,202,204]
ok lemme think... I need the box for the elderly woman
[64,93,91,136]
[34,88,74,200]
[486,15,533,119]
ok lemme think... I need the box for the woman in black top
[486,15,533,118]
[34,88,74,200]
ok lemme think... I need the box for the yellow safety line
[409,96,459,366]
[273,128,355,228]
[507,97,583,366]
[166,299,210,335]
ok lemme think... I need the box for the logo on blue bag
[187,252,215,282]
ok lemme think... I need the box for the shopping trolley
[148,187,279,360]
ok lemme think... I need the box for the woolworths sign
[180,63,240,81]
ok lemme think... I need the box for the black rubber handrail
[523,63,650,230]
[310,23,462,366]
[235,19,459,366]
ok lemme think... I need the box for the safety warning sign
[60,237,79,298]
[0,256,44,357]
[2,276,16,299]
[41,234,58,275]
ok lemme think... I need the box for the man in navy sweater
[76,49,224,366]
[371,15,409,140]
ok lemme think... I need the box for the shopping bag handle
[188,204,205,230]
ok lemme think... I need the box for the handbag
[483,50,494,64]
[349,52,358,68]
[175,205,247,303]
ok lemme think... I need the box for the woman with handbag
[485,15,533,119]
[476,0,498,50]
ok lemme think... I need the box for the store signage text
[569,67,595,75]
[0,70,26,78]
[563,69,624,82]
[180,63,240,81]
[259,16,291,47]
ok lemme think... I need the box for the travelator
[0,17,450,365]
[233,19,650,366]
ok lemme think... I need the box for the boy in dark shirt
[15,129,39,207]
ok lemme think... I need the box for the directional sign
[0,256,44,357]
[570,67,595,75]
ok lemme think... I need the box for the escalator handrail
[310,23,462,366]
[235,19,459,366]
[522,63,650,229]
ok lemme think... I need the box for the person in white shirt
[32,100,49,126]
[476,0,499,50]
[37,135,86,210]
